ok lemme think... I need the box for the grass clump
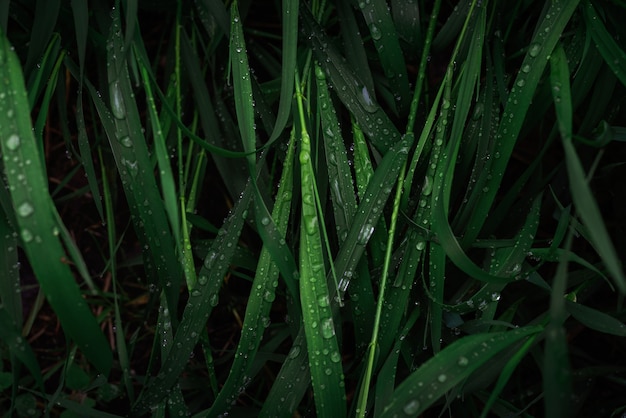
[1,0,626,417]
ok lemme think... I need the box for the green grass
[1,0,626,417]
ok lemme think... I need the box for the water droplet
[321,318,335,339]
[422,176,433,196]
[260,217,270,226]
[457,356,469,366]
[315,65,326,80]
[528,43,542,58]
[21,229,33,243]
[109,80,126,119]
[263,290,275,302]
[6,134,20,151]
[191,289,201,297]
[122,158,138,178]
[204,251,217,269]
[357,223,374,245]
[17,202,34,217]
[209,293,219,307]
[324,368,332,376]
[438,374,447,383]
[288,345,301,359]
[197,275,208,286]
[416,241,426,251]
[516,79,526,87]
[119,136,133,148]
[403,399,420,415]
[330,351,341,363]
[317,295,330,307]
[370,24,382,40]
[521,64,531,73]
[358,85,377,112]
[304,215,318,235]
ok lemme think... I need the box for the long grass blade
[0,31,112,375]
[104,6,183,311]
[295,71,347,418]
[551,41,625,292]
[208,134,296,415]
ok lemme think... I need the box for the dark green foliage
[0,0,625,417]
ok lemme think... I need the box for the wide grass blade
[0,31,112,376]
[295,73,347,418]
[104,5,183,312]
[380,326,543,417]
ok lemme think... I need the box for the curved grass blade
[566,300,626,336]
[583,1,626,87]
[380,326,543,417]
[0,307,43,390]
[267,0,298,142]
[550,41,625,292]
[0,32,112,376]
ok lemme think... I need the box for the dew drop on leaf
[321,318,335,339]
[17,202,34,217]
[109,80,126,119]
[21,229,33,243]
[6,134,20,151]
[357,223,374,245]
[119,136,133,148]
[528,43,542,58]
[403,399,420,415]
[288,345,301,359]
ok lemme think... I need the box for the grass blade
[461,0,580,246]
[550,41,626,292]
[301,5,402,154]
[104,6,183,311]
[208,134,296,415]
[133,183,253,413]
[583,1,626,87]
[0,31,112,375]
[295,73,347,418]
[380,326,543,417]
